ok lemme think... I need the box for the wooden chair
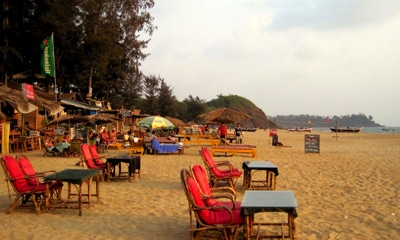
[128,137,145,156]
[180,169,243,240]
[190,164,240,209]
[41,140,60,157]
[80,143,110,182]
[199,147,242,189]
[16,154,63,202]
[0,155,62,214]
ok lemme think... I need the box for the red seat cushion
[187,177,243,225]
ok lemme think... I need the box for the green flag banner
[40,35,55,77]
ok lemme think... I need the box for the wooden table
[44,169,101,216]
[106,155,141,182]
[241,190,298,240]
[242,161,279,190]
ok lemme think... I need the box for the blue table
[107,155,141,182]
[241,190,298,240]
[44,169,101,216]
[242,161,279,190]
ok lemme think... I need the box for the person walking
[234,123,243,144]
[218,123,227,144]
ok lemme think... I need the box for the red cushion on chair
[192,164,218,206]
[17,156,40,186]
[2,156,46,193]
[89,145,106,167]
[192,165,212,195]
[187,176,243,225]
[81,144,102,169]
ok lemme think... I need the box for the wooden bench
[183,134,220,146]
[211,145,257,158]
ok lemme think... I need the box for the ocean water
[312,127,400,134]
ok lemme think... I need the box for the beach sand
[1,130,399,239]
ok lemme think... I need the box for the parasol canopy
[138,116,175,129]
[197,107,251,124]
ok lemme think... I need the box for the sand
[1,130,399,239]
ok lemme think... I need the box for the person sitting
[88,130,97,145]
[60,132,71,156]
[109,128,117,143]
[61,132,71,144]
[100,128,112,149]
[45,137,59,153]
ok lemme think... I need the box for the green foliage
[273,113,382,128]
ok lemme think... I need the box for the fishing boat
[288,127,312,133]
[241,128,258,132]
[329,127,363,133]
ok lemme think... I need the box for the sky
[140,0,400,127]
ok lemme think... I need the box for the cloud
[268,0,400,31]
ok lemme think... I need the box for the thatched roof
[0,85,63,115]
[197,107,251,124]
[166,116,186,127]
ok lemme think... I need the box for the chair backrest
[80,143,97,169]
[130,137,143,147]
[191,164,220,207]
[200,148,215,168]
[191,164,212,195]
[16,154,40,186]
[1,155,31,193]
[180,169,210,221]
[88,145,105,166]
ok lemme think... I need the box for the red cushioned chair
[1,155,48,214]
[88,145,109,167]
[180,169,243,240]
[199,147,242,188]
[80,143,109,182]
[16,154,63,202]
[190,164,240,209]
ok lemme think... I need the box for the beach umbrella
[138,116,175,129]
[197,107,251,124]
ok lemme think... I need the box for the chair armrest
[202,194,237,209]
[210,187,236,199]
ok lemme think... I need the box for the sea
[312,127,400,134]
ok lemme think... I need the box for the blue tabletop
[242,161,279,176]
[241,190,298,217]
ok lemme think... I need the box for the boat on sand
[329,127,363,133]
[288,127,312,133]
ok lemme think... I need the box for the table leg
[78,183,83,216]
[289,213,296,240]
[45,182,50,213]
[128,162,132,182]
[96,175,100,203]
[87,177,92,209]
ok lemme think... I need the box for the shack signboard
[305,134,320,153]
